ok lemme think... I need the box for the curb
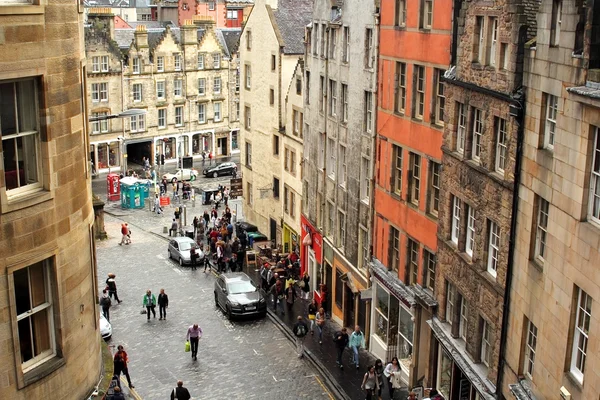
[266,309,351,400]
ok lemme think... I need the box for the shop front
[282,222,299,254]
[300,214,323,292]
[90,141,121,172]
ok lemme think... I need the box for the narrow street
[97,214,333,399]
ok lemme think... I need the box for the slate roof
[226,0,253,3]
[567,81,600,99]
[271,0,313,55]
[220,28,242,55]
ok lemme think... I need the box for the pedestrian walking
[300,272,311,300]
[307,299,317,334]
[202,151,206,166]
[142,289,157,321]
[186,324,203,361]
[170,380,191,400]
[119,223,131,245]
[270,278,285,315]
[361,365,380,400]
[333,327,349,369]
[223,186,229,206]
[285,282,296,312]
[315,307,326,344]
[113,345,134,389]
[112,386,126,400]
[100,289,112,321]
[374,359,385,399]
[384,357,401,399]
[349,325,366,369]
[190,246,198,270]
[158,289,169,320]
[292,316,309,358]
[169,219,179,237]
[154,194,162,215]
[106,273,122,303]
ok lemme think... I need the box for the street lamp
[89,109,147,174]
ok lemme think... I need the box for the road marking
[120,376,142,400]
[314,376,334,400]
[253,349,260,356]
[173,269,184,276]
[272,375,286,382]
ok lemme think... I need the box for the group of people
[141,289,169,321]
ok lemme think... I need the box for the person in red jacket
[113,345,134,389]
[119,223,131,245]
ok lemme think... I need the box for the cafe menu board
[229,177,243,198]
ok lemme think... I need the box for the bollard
[191,188,196,208]
[182,205,187,227]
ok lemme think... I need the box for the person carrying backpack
[333,327,349,369]
[100,289,112,321]
[292,315,309,358]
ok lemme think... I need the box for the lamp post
[89,109,147,174]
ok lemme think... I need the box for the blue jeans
[351,345,360,366]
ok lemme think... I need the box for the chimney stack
[134,25,149,48]
[88,8,115,39]
[181,19,198,46]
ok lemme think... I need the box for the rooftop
[271,0,313,55]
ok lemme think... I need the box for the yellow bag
[308,315,316,320]
[185,341,191,352]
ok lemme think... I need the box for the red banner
[300,214,323,276]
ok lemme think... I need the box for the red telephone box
[107,174,120,201]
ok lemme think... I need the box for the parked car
[167,237,202,266]
[203,162,237,178]
[99,313,112,340]
[214,273,267,319]
[162,168,198,183]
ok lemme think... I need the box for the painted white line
[173,269,185,276]
[253,349,260,355]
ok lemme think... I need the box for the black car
[214,273,267,319]
[203,162,237,178]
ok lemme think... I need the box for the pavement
[93,155,409,400]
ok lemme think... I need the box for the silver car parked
[167,237,202,266]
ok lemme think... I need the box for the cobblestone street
[97,214,333,400]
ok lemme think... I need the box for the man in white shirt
[186,324,203,361]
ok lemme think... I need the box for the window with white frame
[329,28,337,60]
[246,30,252,50]
[235,102,240,121]
[92,83,108,103]
[473,16,484,63]
[132,57,140,74]
[320,23,327,58]
[341,84,349,122]
[392,144,403,196]
[407,238,419,285]
[130,114,145,132]
[245,65,251,89]
[424,250,436,290]
[446,282,456,324]
[92,56,100,73]
[327,137,336,179]
[524,319,538,379]
[338,145,347,186]
[342,26,350,63]
[245,141,252,167]
[459,298,468,340]
[132,83,142,102]
[361,156,370,202]
[481,319,492,366]
[245,106,251,129]
[227,9,238,20]
[435,69,445,125]
[198,78,206,96]
[91,112,109,134]
[213,53,221,69]
[208,1,215,10]
[408,152,421,206]
[550,0,562,47]
[466,205,475,257]
[175,106,183,127]
[1,79,42,193]
[421,0,433,28]
[456,102,467,153]
[197,54,204,69]
[365,28,374,68]
[428,161,440,216]
[390,226,401,272]
[174,53,182,71]
[487,220,500,278]
[214,102,222,122]
[414,65,425,119]
[472,108,483,161]
[534,196,549,262]
[213,76,221,94]
[451,196,461,244]
[293,110,302,136]
[101,55,109,72]
[365,91,373,133]
[313,23,319,56]
[320,76,326,114]
[246,182,253,205]
[157,56,164,72]
[570,287,591,383]
[395,62,406,113]
[543,93,558,149]
[174,79,182,97]
[337,210,346,248]
[329,79,337,117]
[495,117,508,173]
[12,260,56,371]
[395,0,406,27]
[488,18,498,66]
[318,132,325,170]
[327,201,335,237]
[198,103,206,123]
[359,226,369,269]
[157,81,165,99]
[158,108,166,128]
[589,127,600,223]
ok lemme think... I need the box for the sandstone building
[432,0,537,397]
[239,0,310,253]
[301,0,377,333]
[85,10,241,173]
[369,0,451,387]
[0,0,101,398]
[503,1,600,398]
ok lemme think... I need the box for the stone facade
[302,0,377,330]
[85,11,241,173]
[0,1,101,398]
[239,0,310,249]
[432,0,538,397]
[503,0,600,398]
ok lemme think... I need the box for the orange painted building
[368,0,451,388]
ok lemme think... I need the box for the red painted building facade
[369,0,451,388]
